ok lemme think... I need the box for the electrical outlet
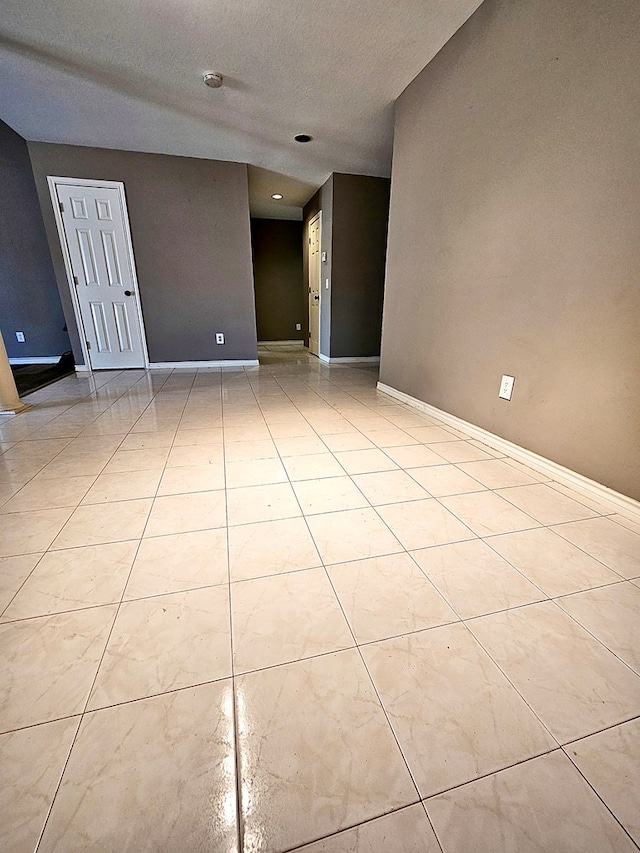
[15,331,25,342]
[215,333,225,345]
[295,323,301,331]
[499,374,515,400]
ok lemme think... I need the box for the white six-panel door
[53,181,147,369]
[308,213,321,356]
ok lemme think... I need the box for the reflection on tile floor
[1,353,639,852]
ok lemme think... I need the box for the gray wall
[28,143,257,364]
[330,174,390,358]
[0,120,70,359]
[251,219,304,341]
[380,0,640,500]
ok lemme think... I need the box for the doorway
[308,212,321,356]
[48,177,149,370]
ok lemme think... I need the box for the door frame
[47,176,150,370]
[308,211,322,356]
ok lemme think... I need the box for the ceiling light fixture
[271,193,283,200]
[294,134,313,143]
[203,72,224,89]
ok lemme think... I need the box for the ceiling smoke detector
[203,72,224,89]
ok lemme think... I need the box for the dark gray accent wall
[251,219,304,342]
[330,174,390,358]
[0,120,70,359]
[27,143,257,364]
[380,0,640,500]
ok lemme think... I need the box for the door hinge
[308,237,311,244]
[59,202,64,213]
[86,340,91,350]
[73,275,78,286]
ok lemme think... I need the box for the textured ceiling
[0,0,483,216]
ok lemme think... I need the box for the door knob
[124,290,134,296]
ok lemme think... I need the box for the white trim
[148,360,260,369]
[258,340,304,348]
[9,357,61,365]
[46,176,150,370]
[377,381,640,521]
[74,365,91,372]
[319,354,381,364]
[308,211,322,357]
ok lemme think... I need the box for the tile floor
[1,350,640,852]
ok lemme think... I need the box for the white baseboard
[377,381,640,521]
[74,365,91,372]
[148,360,259,369]
[258,340,304,348]
[9,357,61,365]
[318,355,381,364]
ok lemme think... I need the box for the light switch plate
[499,374,515,400]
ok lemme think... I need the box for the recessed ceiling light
[203,72,223,89]
[271,193,283,200]
[294,134,313,143]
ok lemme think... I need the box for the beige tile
[229,517,321,581]
[0,507,74,557]
[166,443,224,468]
[366,428,420,448]
[0,553,42,613]
[553,517,640,578]
[405,425,459,443]
[322,432,375,452]
[382,445,444,468]
[294,804,439,852]
[81,469,161,504]
[225,456,287,488]
[413,539,544,619]
[222,438,278,463]
[39,683,237,853]
[430,441,492,463]
[568,718,640,846]
[102,447,169,474]
[1,475,95,513]
[440,491,538,537]
[307,508,403,564]
[125,528,228,599]
[173,427,223,445]
[497,483,599,525]
[362,624,555,797]
[232,568,353,672]
[426,750,637,853]
[284,453,346,481]
[409,464,485,497]
[328,552,457,643]
[144,490,226,537]
[0,606,116,731]
[34,453,111,480]
[274,435,328,456]
[488,527,621,597]
[294,476,368,515]
[88,586,231,709]
[119,431,175,450]
[2,541,138,620]
[224,423,272,442]
[334,448,398,475]
[610,513,640,536]
[157,463,224,495]
[227,482,301,526]
[557,582,640,673]
[457,458,538,489]
[547,482,613,513]
[236,650,417,852]
[0,717,79,853]
[377,499,474,550]
[468,601,640,742]
[52,499,152,549]
[352,470,431,506]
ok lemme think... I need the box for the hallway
[1,358,639,852]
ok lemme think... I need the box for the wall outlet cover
[15,331,25,342]
[215,333,225,345]
[499,374,515,400]
[295,323,301,331]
